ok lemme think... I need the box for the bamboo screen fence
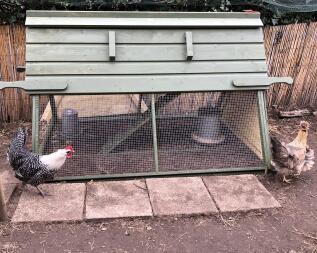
[0,23,317,122]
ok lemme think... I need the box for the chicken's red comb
[64,145,74,151]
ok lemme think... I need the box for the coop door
[39,92,265,179]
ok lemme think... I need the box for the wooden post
[0,176,8,222]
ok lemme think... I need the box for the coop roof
[1,11,292,94]
[25,11,263,28]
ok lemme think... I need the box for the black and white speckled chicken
[270,121,315,183]
[7,128,75,197]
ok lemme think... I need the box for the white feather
[39,149,68,170]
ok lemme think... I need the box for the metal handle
[109,31,116,61]
[185,31,193,60]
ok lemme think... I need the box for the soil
[1,116,317,253]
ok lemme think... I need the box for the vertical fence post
[151,94,159,172]
[0,176,8,222]
[32,95,40,153]
[257,91,271,174]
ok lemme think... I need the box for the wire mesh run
[38,92,264,179]
[156,92,263,171]
[40,94,155,177]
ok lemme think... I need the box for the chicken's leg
[35,186,51,198]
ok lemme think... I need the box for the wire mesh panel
[39,94,155,177]
[156,91,264,172]
[38,91,264,179]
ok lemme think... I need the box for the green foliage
[0,0,317,25]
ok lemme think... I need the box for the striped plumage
[7,127,74,197]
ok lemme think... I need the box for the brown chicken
[270,121,315,183]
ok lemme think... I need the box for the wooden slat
[25,17,262,28]
[26,10,261,19]
[26,61,267,75]
[24,73,269,94]
[0,80,67,91]
[26,28,264,44]
[185,32,193,60]
[25,11,262,28]
[26,44,266,62]
[108,31,116,60]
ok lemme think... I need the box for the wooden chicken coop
[0,10,292,180]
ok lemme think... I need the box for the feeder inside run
[0,11,292,180]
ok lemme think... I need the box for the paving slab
[203,174,281,212]
[85,180,152,219]
[146,177,218,216]
[1,169,20,185]
[1,169,19,204]
[12,183,86,222]
[3,183,17,204]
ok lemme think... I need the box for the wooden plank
[24,73,270,94]
[108,31,116,60]
[25,11,262,28]
[26,28,264,44]
[26,61,267,75]
[0,80,67,91]
[185,32,193,60]
[25,17,263,28]
[232,77,293,87]
[41,96,63,122]
[279,109,311,118]
[26,10,260,19]
[26,44,266,62]
[221,92,262,159]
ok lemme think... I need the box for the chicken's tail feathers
[14,127,27,147]
[302,148,315,172]
[269,136,289,173]
[7,127,28,163]
[270,136,282,149]
[270,136,288,155]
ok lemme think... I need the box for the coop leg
[257,91,271,174]
[151,94,159,172]
[32,95,40,153]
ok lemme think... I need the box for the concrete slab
[1,169,19,185]
[146,177,218,216]
[1,169,19,204]
[85,180,152,219]
[203,174,281,212]
[3,183,17,204]
[12,183,85,222]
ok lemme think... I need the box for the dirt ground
[1,116,317,253]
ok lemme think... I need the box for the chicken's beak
[66,150,75,158]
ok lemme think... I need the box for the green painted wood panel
[26,61,267,75]
[26,44,266,62]
[185,31,193,60]
[0,80,67,91]
[108,31,116,60]
[23,73,270,94]
[26,10,261,19]
[26,28,264,44]
[26,11,262,28]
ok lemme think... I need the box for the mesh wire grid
[39,92,264,178]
